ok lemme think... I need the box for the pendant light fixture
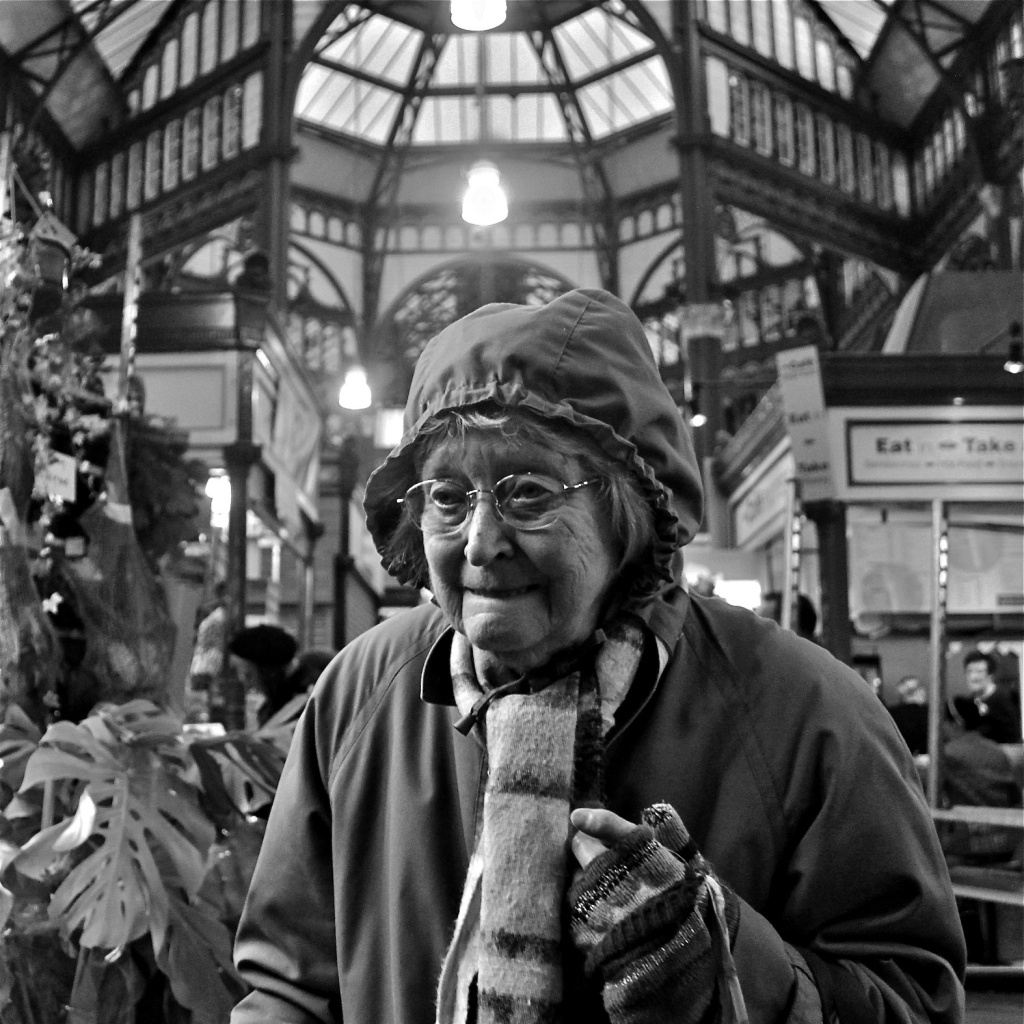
[450,0,507,32]
[461,27,508,225]
[462,161,508,226]
[338,366,372,410]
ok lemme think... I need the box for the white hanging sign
[774,346,835,502]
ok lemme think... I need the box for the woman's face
[420,430,621,676]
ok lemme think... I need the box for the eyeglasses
[399,472,602,534]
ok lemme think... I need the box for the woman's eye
[429,484,466,508]
[506,479,557,504]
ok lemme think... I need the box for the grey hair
[382,405,657,588]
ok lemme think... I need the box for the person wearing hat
[231,290,963,1024]
[229,623,300,726]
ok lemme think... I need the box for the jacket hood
[363,288,703,593]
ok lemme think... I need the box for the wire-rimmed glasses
[399,472,602,534]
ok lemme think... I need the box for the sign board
[846,420,1023,486]
[828,407,1024,501]
[730,444,795,548]
[774,346,834,501]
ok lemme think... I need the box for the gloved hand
[568,803,743,1024]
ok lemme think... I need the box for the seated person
[949,650,1021,745]
[888,675,929,757]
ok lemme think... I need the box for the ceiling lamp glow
[338,366,372,410]
[450,0,507,31]
[461,161,508,226]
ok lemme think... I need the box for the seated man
[950,650,1021,745]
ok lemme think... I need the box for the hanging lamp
[450,0,507,32]
[462,161,508,226]
[338,366,372,410]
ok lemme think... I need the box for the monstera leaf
[14,702,214,951]
[188,730,287,821]
[0,703,42,791]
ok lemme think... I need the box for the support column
[803,499,852,665]
[332,435,360,650]
[671,0,718,304]
[256,0,294,312]
[215,438,261,730]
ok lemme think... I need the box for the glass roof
[69,0,175,81]
[295,4,674,146]
[820,0,894,59]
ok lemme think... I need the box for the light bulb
[450,0,507,31]
[338,367,372,410]
[206,475,231,529]
[462,161,508,226]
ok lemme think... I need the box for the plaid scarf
[436,620,644,1024]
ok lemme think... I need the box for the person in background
[950,650,1022,745]
[231,289,964,1024]
[887,674,930,757]
[229,623,301,727]
[757,590,818,642]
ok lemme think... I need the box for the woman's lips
[465,585,537,597]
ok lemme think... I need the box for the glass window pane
[751,82,772,155]
[241,0,261,48]
[183,109,201,180]
[144,131,162,200]
[773,0,794,69]
[857,133,873,202]
[221,0,239,62]
[161,39,179,99]
[815,38,835,91]
[181,13,198,86]
[223,85,241,159]
[796,103,815,175]
[705,0,728,33]
[203,96,221,170]
[751,0,772,57]
[127,142,143,210]
[201,1,219,75]
[93,161,109,225]
[775,95,794,165]
[109,152,125,220]
[816,114,835,183]
[705,56,731,137]
[163,119,181,191]
[142,64,159,109]
[731,1,751,47]
[794,17,814,79]
[837,124,855,193]
[874,141,893,210]
[77,172,92,234]
[242,72,263,149]
[730,72,750,146]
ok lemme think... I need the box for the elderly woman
[231,289,964,1024]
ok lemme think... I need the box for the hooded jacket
[232,290,964,1024]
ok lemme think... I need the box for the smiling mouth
[466,586,537,597]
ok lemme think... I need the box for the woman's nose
[463,495,514,565]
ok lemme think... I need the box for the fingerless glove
[568,803,743,1024]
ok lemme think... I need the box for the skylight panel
[553,8,655,80]
[319,13,419,86]
[819,0,894,59]
[578,56,672,138]
[484,34,547,85]
[71,0,174,81]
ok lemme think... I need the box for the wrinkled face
[420,431,620,676]
[965,659,994,696]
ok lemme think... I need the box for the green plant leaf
[155,895,246,1022]
[15,705,215,950]
[0,703,42,790]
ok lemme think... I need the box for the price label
[42,451,78,502]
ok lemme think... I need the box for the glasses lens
[407,480,470,532]
[494,474,565,529]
